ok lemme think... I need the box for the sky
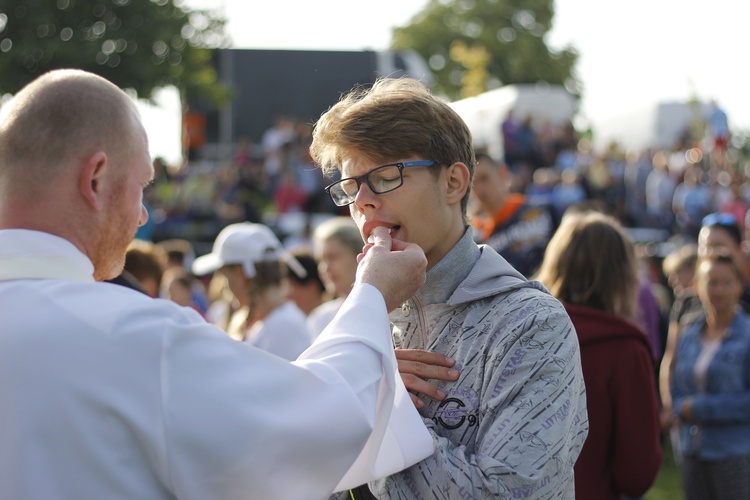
[148,0,750,163]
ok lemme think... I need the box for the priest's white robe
[0,229,432,500]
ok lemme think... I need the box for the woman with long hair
[535,211,662,500]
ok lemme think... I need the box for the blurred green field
[645,442,683,500]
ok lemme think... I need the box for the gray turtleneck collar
[414,227,480,306]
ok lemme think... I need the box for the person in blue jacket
[671,250,750,499]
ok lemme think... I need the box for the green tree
[0,0,230,106]
[391,0,579,100]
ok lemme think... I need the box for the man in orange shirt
[471,152,557,277]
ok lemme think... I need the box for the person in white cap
[192,222,312,360]
[0,69,432,500]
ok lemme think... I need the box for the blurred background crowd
[141,99,748,255]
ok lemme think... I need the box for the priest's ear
[79,151,108,211]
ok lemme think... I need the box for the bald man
[0,70,431,499]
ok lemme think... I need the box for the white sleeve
[299,284,434,491]
[161,283,432,500]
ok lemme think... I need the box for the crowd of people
[2,67,749,499]
[138,88,750,499]
[137,116,343,250]
[143,100,750,259]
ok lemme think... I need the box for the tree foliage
[0,0,230,105]
[391,0,579,100]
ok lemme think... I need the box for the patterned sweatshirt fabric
[369,228,589,499]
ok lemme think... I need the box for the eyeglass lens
[331,164,403,205]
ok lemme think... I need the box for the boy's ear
[79,151,108,211]
[445,162,471,206]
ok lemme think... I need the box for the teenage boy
[311,78,588,499]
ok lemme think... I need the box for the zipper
[396,296,429,349]
[411,295,429,349]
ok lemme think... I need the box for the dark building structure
[191,48,433,157]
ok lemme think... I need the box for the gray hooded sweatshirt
[370,228,588,499]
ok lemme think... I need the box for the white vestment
[0,230,433,500]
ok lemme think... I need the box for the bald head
[0,70,152,281]
[0,69,139,198]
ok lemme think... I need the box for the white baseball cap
[192,222,306,278]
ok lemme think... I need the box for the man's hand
[356,226,427,312]
[396,349,460,408]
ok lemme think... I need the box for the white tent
[449,83,578,161]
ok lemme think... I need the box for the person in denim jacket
[671,251,750,500]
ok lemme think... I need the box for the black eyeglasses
[325,160,438,207]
